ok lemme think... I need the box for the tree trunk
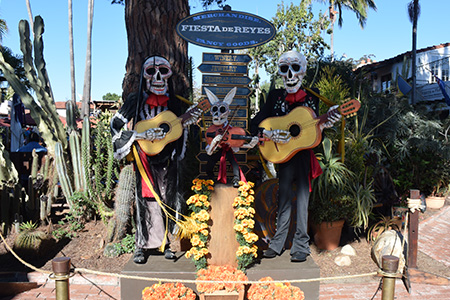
[122,0,190,101]
[411,0,418,105]
[82,0,94,117]
[68,0,76,103]
[329,5,335,62]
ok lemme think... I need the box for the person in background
[17,131,47,153]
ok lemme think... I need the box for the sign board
[197,152,247,163]
[202,74,252,86]
[203,119,248,129]
[202,53,252,64]
[198,63,248,74]
[200,97,248,107]
[176,10,276,50]
[417,82,450,102]
[202,86,251,97]
[204,107,248,119]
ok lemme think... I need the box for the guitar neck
[179,99,210,124]
[317,100,361,125]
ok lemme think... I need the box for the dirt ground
[0,203,449,283]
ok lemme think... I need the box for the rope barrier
[1,231,378,285]
[0,231,52,275]
[73,267,378,284]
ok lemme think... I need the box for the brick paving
[2,205,449,300]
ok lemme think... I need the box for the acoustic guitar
[258,99,361,164]
[135,99,210,156]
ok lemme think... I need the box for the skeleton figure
[110,55,200,264]
[143,56,173,95]
[250,50,341,263]
[204,87,258,187]
[278,50,307,94]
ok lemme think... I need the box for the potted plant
[196,265,247,300]
[248,277,305,300]
[142,282,196,300]
[426,181,448,209]
[309,137,355,250]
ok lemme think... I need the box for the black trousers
[268,150,311,255]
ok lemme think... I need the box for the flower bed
[247,276,305,300]
[142,282,196,300]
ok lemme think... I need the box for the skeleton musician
[203,87,259,187]
[110,56,201,264]
[250,50,341,262]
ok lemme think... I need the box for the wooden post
[408,189,420,269]
[208,184,240,268]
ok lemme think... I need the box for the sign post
[176,7,276,178]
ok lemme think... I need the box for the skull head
[205,87,237,126]
[277,51,307,94]
[143,56,173,95]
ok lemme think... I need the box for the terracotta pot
[313,219,345,251]
[199,289,245,300]
[426,196,446,209]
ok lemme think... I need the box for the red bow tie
[285,89,307,105]
[146,93,169,108]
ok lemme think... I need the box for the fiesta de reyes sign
[176,10,276,49]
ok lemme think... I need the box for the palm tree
[408,0,420,105]
[309,0,377,61]
[0,19,7,44]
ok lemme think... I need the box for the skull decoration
[277,50,307,94]
[204,87,237,126]
[143,56,173,95]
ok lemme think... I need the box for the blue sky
[1,0,448,102]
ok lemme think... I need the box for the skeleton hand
[241,136,260,149]
[263,129,291,144]
[320,105,341,130]
[136,127,166,141]
[183,104,202,128]
[206,134,223,155]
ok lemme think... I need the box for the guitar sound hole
[289,124,301,137]
[160,123,170,133]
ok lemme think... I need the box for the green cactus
[55,142,73,208]
[106,164,135,243]
[13,221,54,256]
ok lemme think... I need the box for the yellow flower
[195,210,210,222]
[242,219,255,228]
[233,224,244,232]
[190,234,201,246]
[200,229,209,236]
[240,191,249,197]
[199,194,208,202]
[206,179,214,186]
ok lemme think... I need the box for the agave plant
[309,137,355,224]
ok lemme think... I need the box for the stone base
[120,251,320,300]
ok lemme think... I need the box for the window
[381,73,392,91]
[430,56,449,82]
[430,63,439,83]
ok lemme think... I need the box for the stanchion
[51,257,71,300]
[381,255,399,300]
